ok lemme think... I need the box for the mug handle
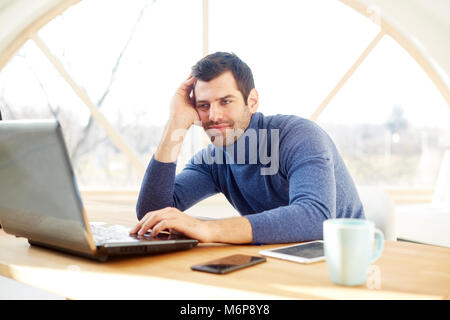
[371,228,384,263]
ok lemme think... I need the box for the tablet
[259,240,325,264]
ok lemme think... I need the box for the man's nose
[209,103,223,122]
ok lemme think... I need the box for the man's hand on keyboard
[129,207,212,243]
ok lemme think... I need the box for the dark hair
[191,52,255,104]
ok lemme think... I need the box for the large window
[318,35,450,188]
[209,0,380,118]
[1,0,449,195]
[209,0,450,191]
[0,0,203,188]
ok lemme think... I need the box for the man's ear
[247,88,259,114]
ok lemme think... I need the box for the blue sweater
[136,112,364,244]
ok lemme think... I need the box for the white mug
[323,218,384,286]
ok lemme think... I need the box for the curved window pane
[317,35,450,188]
[0,0,202,188]
[209,0,380,118]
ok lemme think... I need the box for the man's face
[194,71,258,146]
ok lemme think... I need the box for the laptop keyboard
[90,223,135,244]
[89,222,169,245]
[89,222,171,245]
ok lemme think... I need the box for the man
[131,52,364,244]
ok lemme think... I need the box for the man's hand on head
[154,75,200,163]
[169,75,200,130]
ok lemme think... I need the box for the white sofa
[395,204,450,247]
[395,150,450,248]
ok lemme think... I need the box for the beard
[202,106,252,146]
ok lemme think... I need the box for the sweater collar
[246,111,262,131]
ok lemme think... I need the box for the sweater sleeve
[245,121,336,244]
[136,152,219,220]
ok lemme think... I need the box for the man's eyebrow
[196,94,237,104]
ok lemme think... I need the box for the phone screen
[191,254,266,274]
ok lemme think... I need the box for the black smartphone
[191,254,266,274]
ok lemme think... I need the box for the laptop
[0,119,198,261]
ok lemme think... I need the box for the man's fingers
[131,209,208,242]
[129,208,164,234]
[138,221,153,236]
[179,75,196,92]
[130,208,183,236]
[130,219,144,234]
[136,208,179,235]
[151,220,174,237]
[137,213,164,235]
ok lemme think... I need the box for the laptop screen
[0,120,95,255]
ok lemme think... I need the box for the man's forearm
[136,120,190,218]
[205,217,253,244]
[154,120,190,163]
[155,74,198,163]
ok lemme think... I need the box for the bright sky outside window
[0,0,448,190]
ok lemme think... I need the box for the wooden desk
[1,203,449,300]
